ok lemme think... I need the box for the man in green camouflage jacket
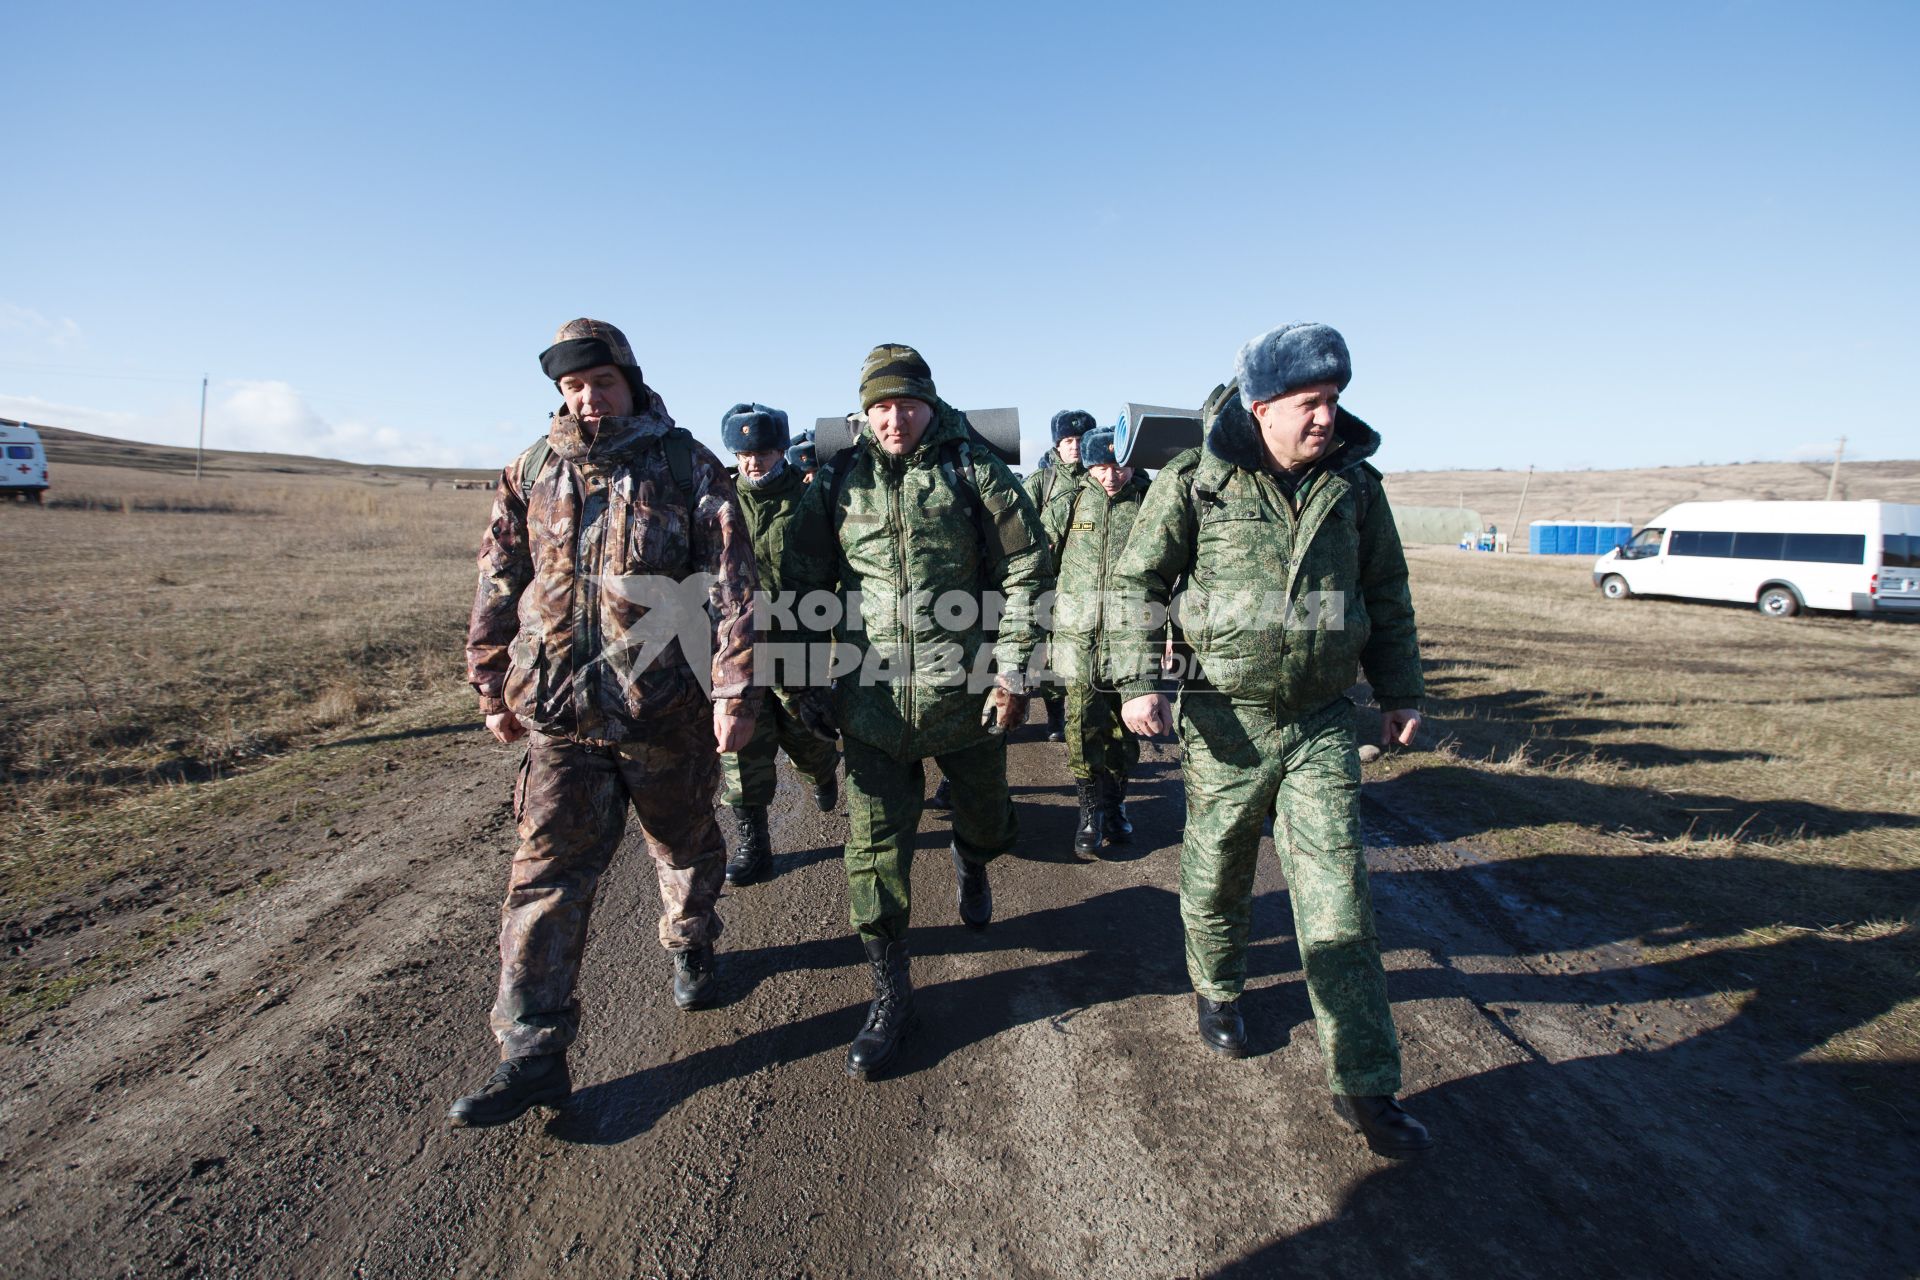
[717,402,839,885]
[451,318,759,1129]
[1112,323,1433,1158]
[1041,424,1150,857]
[1023,409,1093,744]
[783,344,1050,1079]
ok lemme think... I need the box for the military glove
[793,685,840,742]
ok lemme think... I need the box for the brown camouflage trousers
[721,687,839,808]
[490,715,726,1059]
[1065,681,1138,783]
[1176,691,1401,1096]
[842,732,1016,943]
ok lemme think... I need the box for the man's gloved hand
[980,678,1030,736]
[793,685,840,742]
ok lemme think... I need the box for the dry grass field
[2,441,1916,1064]
[1385,457,1920,530]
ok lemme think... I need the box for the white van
[0,419,50,503]
[1593,500,1920,617]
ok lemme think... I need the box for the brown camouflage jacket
[466,394,758,742]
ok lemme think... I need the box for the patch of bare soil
[1,723,1913,1278]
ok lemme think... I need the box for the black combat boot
[1073,779,1103,856]
[1196,994,1249,1058]
[672,945,716,1010]
[951,844,992,929]
[447,1053,571,1128]
[1098,771,1133,845]
[812,769,838,813]
[928,776,952,811]
[1045,698,1066,743]
[724,805,771,885]
[1331,1094,1434,1159]
[846,936,914,1078]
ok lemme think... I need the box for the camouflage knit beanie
[859,344,937,412]
[540,318,647,402]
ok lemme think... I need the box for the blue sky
[2,0,1914,473]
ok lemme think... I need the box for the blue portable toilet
[1529,520,1550,554]
[1549,521,1573,554]
[1574,521,1600,556]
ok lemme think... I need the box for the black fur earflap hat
[1051,409,1095,444]
[1235,323,1351,409]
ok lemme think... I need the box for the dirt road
[2,723,1913,1278]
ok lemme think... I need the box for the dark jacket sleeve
[1355,480,1424,711]
[465,465,532,715]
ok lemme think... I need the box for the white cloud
[0,302,83,349]
[210,380,468,467]
[0,392,146,437]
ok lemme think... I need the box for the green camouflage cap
[859,343,937,412]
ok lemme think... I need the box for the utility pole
[1826,435,1845,501]
[1509,465,1533,552]
[195,376,208,482]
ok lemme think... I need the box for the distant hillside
[1383,459,1920,532]
[32,424,494,484]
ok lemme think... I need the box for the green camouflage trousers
[490,712,725,1060]
[1065,681,1139,782]
[1177,691,1401,1096]
[841,732,1017,942]
[721,687,839,807]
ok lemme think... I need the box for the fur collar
[1203,382,1381,478]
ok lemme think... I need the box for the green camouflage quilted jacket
[1109,384,1423,715]
[782,401,1051,760]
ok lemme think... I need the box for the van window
[1620,527,1663,559]
[1671,530,1734,557]
[1882,534,1914,569]
[1782,533,1865,565]
[1732,531,1786,560]
[4,445,33,459]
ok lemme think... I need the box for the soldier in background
[1041,425,1150,856]
[783,344,1049,1079]
[1111,323,1432,1158]
[719,403,840,885]
[1023,409,1094,743]
[786,430,818,483]
[451,318,758,1128]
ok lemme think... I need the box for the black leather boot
[812,769,838,813]
[846,937,914,1078]
[1332,1094,1434,1158]
[928,776,952,811]
[1073,779,1103,856]
[1045,698,1066,742]
[1196,994,1249,1058]
[672,945,716,1010]
[952,844,992,929]
[447,1053,571,1128]
[724,805,771,885]
[1099,771,1133,844]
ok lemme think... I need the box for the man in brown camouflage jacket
[449,318,759,1129]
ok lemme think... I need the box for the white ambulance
[0,419,50,503]
[1593,500,1920,617]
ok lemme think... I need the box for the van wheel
[1758,586,1800,618]
[1600,574,1632,600]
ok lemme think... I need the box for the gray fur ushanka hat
[721,403,790,453]
[1236,323,1351,409]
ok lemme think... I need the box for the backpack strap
[663,426,696,502]
[514,436,554,496]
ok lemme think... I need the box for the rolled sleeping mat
[1113,403,1203,469]
[814,408,1021,466]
